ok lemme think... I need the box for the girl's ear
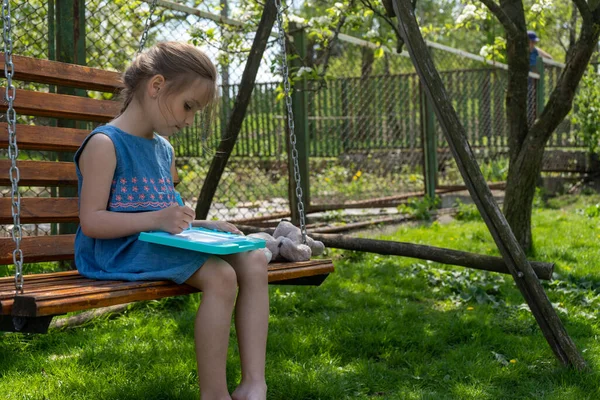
[148,74,166,99]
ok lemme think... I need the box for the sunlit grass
[1,194,600,399]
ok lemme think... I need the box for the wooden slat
[0,278,108,297]
[0,198,79,224]
[0,123,89,152]
[0,279,122,315]
[18,280,175,302]
[0,88,119,122]
[0,160,77,187]
[0,261,334,316]
[1,53,123,92]
[0,235,75,265]
[0,271,80,287]
[16,285,200,317]
[267,262,334,282]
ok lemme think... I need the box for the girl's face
[149,77,213,136]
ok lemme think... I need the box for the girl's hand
[156,204,195,234]
[200,220,243,235]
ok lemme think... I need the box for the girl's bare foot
[231,381,267,400]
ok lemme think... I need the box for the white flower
[541,0,554,9]
[309,16,330,26]
[237,11,253,22]
[531,4,542,12]
[479,45,491,58]
[463,4,477,13]
[364,29,379,39]
[296,67,312,77]
[288,14,306,25]
[456,4,478,24]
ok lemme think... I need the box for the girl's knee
[207,259,238,297]
[187,257,238,299]
[238,250,269,282]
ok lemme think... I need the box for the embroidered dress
[74,125,208,284]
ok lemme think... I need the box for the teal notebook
[139,227,266,255]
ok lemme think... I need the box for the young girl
[74,42,269,400]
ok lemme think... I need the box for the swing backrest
[0,53,122,265]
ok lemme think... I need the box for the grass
[2,194,600,399]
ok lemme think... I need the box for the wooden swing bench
[0,53,334,333]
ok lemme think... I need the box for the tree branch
[315,0,353,84]
[368,0,413,52]
[571,0,593,26]
[478,0,520,37]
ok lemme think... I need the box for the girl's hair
[119,41,218,114]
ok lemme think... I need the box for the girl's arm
[169,156,241,235]
[79,134,194,239]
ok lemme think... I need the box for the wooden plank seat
[0,259,334,333]
[0,55,334,333]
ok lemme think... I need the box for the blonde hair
[119,41,218,114]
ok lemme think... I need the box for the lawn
[1,194,599,399]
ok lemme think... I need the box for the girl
[74,42,269,400]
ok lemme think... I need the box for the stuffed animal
[248,220,325,263]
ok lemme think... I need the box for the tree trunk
[497,0,532,249]
[503,141,544,251]
[495,1,600,251]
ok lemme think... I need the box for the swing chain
[274,0,307,244]
[2,0,23,292]
[138,0,159,53]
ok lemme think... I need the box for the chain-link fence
[1,0,591,238]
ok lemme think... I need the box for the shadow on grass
[1,252,599,399]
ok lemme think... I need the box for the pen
[174,191,192,230]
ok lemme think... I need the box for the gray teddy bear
[249,220,325,263]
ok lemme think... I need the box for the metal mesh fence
[305,45,424,205]
[1,0,590,239]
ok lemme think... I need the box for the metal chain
[3,0,23,292]
[274,0,307,244]
[138,0,159,53]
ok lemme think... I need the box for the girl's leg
[221,250,269,400]
[185,256,238,400]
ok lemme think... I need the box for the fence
[1,0,591,238]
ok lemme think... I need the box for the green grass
[2,194,600,399]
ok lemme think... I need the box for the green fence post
[341,79,350,152]
[420,82,437,199]
[536,57,546,118]
[55,0,86,236]
[480,70,492,155]
[288,22,310,223]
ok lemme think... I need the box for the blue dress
[74,125,209,284]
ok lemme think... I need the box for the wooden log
[195,1,277,219]
[227,182,506,225]
[310,216,414,234]
[389,0,586,369]
[50,303,132,330]
[238,225,553,280]
[312,233,553,280]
